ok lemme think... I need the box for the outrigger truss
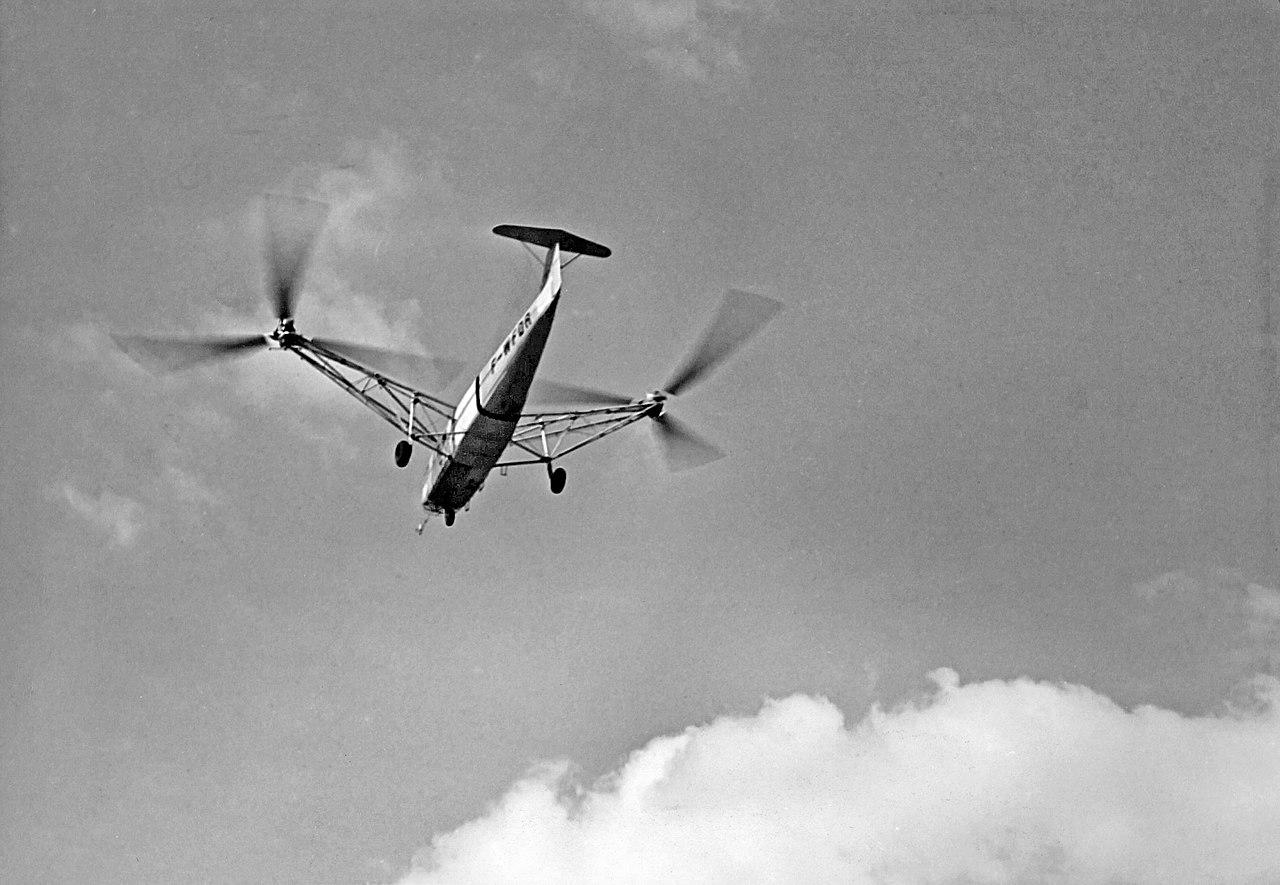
[288,335,658,470]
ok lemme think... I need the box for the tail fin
[492,225,611,259]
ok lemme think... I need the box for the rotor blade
[530,379,634,407]
[663,289,782,396]
[263,193,328,321]
[111,333,267,372]
[310,337,465,387]
[652,413,725,471]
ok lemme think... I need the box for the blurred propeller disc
[111,333,268,373]
[652,412,724,471]
[664,289,782,396]
[310,338,465,387]
[531,379,634,407]
[263,193,329,322]
[534,289,780,471]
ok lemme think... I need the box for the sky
[2,1,1280,882]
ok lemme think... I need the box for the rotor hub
[647,391,668,418]
[269,318,298,347]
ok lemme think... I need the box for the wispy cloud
[157,464,221,509]
[1134,569,1280,704]
[393,668,1280,882]
[310,132,451,263]
[582,0,775,85]
[56,483,144,548]
[1246,582,1280,634]
[58,464,235,546]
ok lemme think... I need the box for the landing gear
[394,440,413,468]
[444,510,455,527]
[548,466,567,495]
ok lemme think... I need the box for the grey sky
[3,1,1279,882]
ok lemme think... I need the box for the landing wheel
[394,440,413,468]
[549,466,567,495]
[444,510,455,527]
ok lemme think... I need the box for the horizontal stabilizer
[492,225,611,258]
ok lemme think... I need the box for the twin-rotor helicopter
[115,194,781,531]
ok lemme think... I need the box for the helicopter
[114,194,781,530]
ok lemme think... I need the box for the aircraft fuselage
[421,246,562,517]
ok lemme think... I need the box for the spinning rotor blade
[652,413,724,472]
[112,333,267,373]
[531,379,634,407]
[263,194,328,321]
[663,289,782,396]
[310,338,465,387]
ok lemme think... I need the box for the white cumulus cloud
[394,668,1280,884]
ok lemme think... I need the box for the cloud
[58,465,235,546]
[1132,568,1204,601]
[309,132,448,261]
[157,464,220,509]
[57,483,144,548]
[394,669,1280,884]
[1246,583,1280,636]
[582,0,775,85]
[520,50,583,98]
[1133,570,1280,704]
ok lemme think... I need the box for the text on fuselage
[487,310,534,377]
